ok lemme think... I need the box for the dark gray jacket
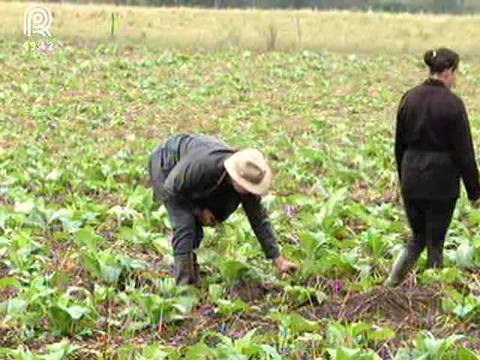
[149,133,280,259]
[395,79,480,201]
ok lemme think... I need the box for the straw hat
[224,149,272,196]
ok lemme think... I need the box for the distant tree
[433,0,462,13]
[41,0,479,12]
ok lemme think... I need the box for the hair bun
[424,49,435,67]
[423,48,459,74]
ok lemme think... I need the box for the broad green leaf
[14,200,34,214]
[48,305,73,335]
[66,305,90,320]
[455,243,474,268]
[184,342,214,360]
[260,345,282,360]
[140,344,177,360]
[44,340,78,360]
[368,326,396,341]
[286,312,319,335]
[0,277,20,288]
[456,347,480,360]
[75,227,103,251]
[4,298,28,316]
[215,258,259,284]
[327,347,361,360]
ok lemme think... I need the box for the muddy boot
[384,248,420,288]
[426,251,443,269]
[426,241,444,269]
[174,253,198,286]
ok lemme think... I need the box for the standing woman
[386,48,480,287]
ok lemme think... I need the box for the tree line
[50,0,478,13]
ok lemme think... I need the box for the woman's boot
[384,248,420,287]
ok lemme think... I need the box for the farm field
[4,1,480,54]
[2,3,480,360]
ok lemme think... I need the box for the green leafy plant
[412,332,466,359]
[130,288,198,326]
[326,321,395,348]
[82,249,147,285]
[327,346,381,360]
[1,34,480,357]
[47,287,97,336]
[186,330,281,360]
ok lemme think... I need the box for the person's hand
[198,208,217,227]
[274,255,299,276]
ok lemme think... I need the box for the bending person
[149,133,299,285]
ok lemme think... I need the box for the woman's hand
[198,208,217,227]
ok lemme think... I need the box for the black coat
[395,79,480,201]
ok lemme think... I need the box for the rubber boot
[174,253,198,286]
[384,248,420,288]
[426,250,443,269]
[192,252,200,284]
[426,241,444,269]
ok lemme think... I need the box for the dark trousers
[149,149,204,256]
[403,198,457,268]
